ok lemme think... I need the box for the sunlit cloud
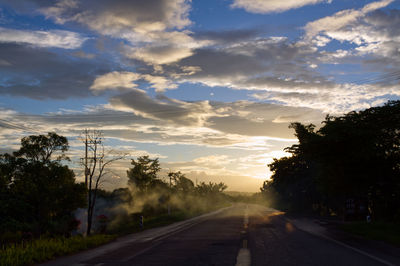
[231,0,331,14]
[304,0,394,43]
[0,27,87,49]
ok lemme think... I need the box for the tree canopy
[0,133,86,237]
[262,101,400,221]
[127,156,163,193]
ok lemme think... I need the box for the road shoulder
[287,215,400,266]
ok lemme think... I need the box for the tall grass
[0,234,115,266]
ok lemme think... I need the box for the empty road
[42,204,397,266]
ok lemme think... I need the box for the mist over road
[42,204,392,266]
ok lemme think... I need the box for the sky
[0,0,399,192]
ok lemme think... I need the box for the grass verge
[340,221,400,247]
[0,234,116,266]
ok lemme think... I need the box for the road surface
[42,204,398,266]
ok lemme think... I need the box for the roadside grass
[0,234,116,266]
[340,221,400,246]
[0,203,231,266]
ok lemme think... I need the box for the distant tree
[195,181,227,196]
[127,156,162,193]
[169,171,194,193]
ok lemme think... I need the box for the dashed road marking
[236,239,251,266]
[236,206,251,266]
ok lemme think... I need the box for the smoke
[73,182,272,235]
[73,208,87,235]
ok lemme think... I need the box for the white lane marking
[236,240,251,266]
[236,207,251,266]
[244,206,249,228]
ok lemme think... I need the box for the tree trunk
[87,189,92,236]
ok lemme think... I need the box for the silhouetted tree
[81,129,124,236]
[169,171,195,193]
[127,156,162,193]
[263,101,400,221]
[0,133,86,237]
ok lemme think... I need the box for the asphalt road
[42,204,395,266]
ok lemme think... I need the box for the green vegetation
[0,234,115,266]
[340,222,400,247]
[262,101,400,222]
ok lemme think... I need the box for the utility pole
[168,172,171,215]
[84,129,88,187]
[80,129,103,236]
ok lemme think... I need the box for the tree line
[262,100,400,222]
[0,132,228,243]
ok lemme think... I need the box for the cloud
[90,71,177,93]
[109,91,214,127]
[90,71,141,92]
[195,28,260,45]
[0,43,109,99]
[122,30,208,65]
[72,50,96,59]
[0,27,87,49]
[303,1,400,76]
[251,83,400,113]
[158,30,400,113]
[231,0,331,14]
[304,0,394,42]
[170,37,322,89]
[141,74,177,92]
[33,0,197,65]
[124,44,194,65]
[108,89,325,138]
[46,0,191,37]
[206,101,325,137]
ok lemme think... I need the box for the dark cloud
[207,115,292,138]
[361,9,400,69]
[165,37,328,91]
[195,28,261,44]
[2,0,191,35]
[366,9,400,35]
[0,43,110,99]
[109,90,325,138]
[179,47,265,77]
[206,101,324,138]
[109,90,209,126]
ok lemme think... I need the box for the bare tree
[81,129,124,235]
